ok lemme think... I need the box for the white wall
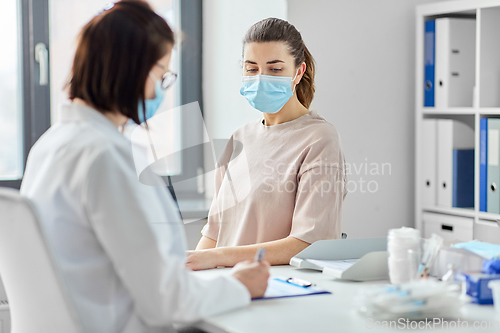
[202,0,287,197]
[287,0,444,238]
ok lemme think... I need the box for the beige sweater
[202,110,347,246]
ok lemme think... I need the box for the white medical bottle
[387,227,421,284]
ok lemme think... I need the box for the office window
[0,0,23,180]
[1,0,202,194]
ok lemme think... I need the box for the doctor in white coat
[20,1,269,332]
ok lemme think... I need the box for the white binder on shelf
[487,119,500,214]
[436,119,474,207]
[435,17,476,108]
[289,238,389,282]
[422,119,437,206]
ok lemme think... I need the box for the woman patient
[186,18,348,270]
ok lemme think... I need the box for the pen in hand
[254,248,265,263]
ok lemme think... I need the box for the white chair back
[0,188,82,333]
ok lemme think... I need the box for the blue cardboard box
[456,272,500,304]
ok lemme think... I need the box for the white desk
[191,265,500,333]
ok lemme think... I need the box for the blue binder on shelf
[480,118,488,212]
[424,20,435,107]
[452,149,474,208]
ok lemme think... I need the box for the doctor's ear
[294,62,307,85]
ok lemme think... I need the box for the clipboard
[253,276,331,300]
[289,237,389,282]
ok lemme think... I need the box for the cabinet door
[423,212,473,242]
[474,220,500,244]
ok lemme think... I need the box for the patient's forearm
[215,237,309,267]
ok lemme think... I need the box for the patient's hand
[186,249,218,270]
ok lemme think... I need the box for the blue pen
[254,248,265,263]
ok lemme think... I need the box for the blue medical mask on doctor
[240,70,299,114]
[138,73,165,123]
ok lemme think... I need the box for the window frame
[163,0,205,201]
[0,0,51,189]
[1,0,205,201]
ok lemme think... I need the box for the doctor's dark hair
[243,18,316,109]
[68,0,174,124]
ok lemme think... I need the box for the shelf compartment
[421,16,476,108]
[415,1,500,236]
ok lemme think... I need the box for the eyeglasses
[154,63,178,90]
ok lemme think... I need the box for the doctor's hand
[230,260,270,299]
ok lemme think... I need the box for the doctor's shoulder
[59,120,131,168]
[29,121,109,157]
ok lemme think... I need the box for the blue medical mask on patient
[239,70,299,114]
[138,73,165,123]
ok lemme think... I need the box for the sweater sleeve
[289,126,348,244]
[289,164,347,244]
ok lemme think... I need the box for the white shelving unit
[415,0,500,243]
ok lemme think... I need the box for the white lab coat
[20,103,250,333]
